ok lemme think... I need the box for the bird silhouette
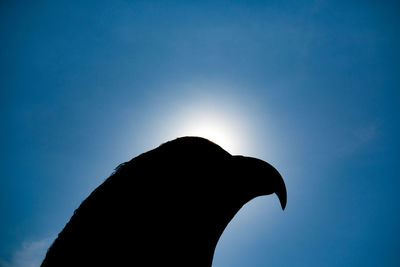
[41,136,286,267]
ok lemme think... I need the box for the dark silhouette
[41,137,286,267]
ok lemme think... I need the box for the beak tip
[278,194,286,210]
[276,182,287,211]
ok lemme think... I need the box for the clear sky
[1,1,399,266]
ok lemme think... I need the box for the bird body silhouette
[41,137,286,267]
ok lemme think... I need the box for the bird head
[230,156,287,210]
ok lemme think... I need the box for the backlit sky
[1,1,399,266]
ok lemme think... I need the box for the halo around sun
[157,100,253,155]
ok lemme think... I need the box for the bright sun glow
[160,101,252,155]
[180,116,239,154]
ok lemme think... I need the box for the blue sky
[1,0,399,266]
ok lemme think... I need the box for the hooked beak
[232,156,287,210]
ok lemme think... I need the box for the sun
[148,92,257,156]
[182,119,239,153]
[165,104,250,155]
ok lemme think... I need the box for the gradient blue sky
[1,1,399,266]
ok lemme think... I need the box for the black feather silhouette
[41,137,286,267]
